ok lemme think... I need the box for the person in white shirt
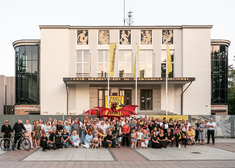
[185,119,191,129]
[206,118,216,145]
[24,120,33,149]
[99,121,107,135]
[137,129,143,149]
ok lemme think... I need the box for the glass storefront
[15,45,39,104]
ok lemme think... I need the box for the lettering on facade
[69,77,190,81]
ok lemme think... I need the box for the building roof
[12,39,40,48]
[39,25,213,30]
[211,39,231,46]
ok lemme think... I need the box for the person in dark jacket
[40,133,51,152]
[12,119,26,150]
[1,120,12,149]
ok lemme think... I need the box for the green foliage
[228,69,235,114]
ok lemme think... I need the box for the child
[137,129,143,149]
[130,129,137,148]
[92,134,99,149]
[117,124,123,148]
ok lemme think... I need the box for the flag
[167,45,172,75]
[109,43,117,76]
[133,45,139,77]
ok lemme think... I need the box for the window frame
[119,89,132,105]
[140,89,153,110]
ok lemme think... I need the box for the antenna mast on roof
[124,0,125,26]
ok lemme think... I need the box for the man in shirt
[186,126,195,145]
[103,131,116,148]
[71,120,80,135]
[1,120,12,149]
[206,118,216,145]
[12,119,26,150]
[49,128,59,149]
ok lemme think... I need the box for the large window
[98,89,109,107]
[140,90,152,110]
[119,50,132,77]
[161,50,174,77]
[76,51,90,77]
[97,50,108,77]
[139,50,153,77]
[15,45,39,105]
[211,45,228,104]
[120,89,132,105]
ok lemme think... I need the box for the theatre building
[12,25,230,115]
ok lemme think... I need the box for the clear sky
[0,0,234,76]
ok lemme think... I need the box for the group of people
[1,115,216,152]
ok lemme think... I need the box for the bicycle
[0,132,31,151]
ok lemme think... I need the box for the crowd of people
[1,115,216,152]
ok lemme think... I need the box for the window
[161,50,174,77]
[76,51,90,77]
[98,89,109,107]
[139,50,153,77]
[211,45,228,104]
[140,90,152,110]
[15,45,39,105]
[97,50,108,76]
[119,50,132,77]
[120,89,132,105]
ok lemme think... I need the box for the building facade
[12,25,230,115]
[0,75,15,114]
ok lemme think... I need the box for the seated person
[141,130,149,148]
[151,131,161,148]
[49,128,60,150]
[40,133,51,152]
[158,129,167,148]
[175,127,187,148]
[165,129,175,147]
[103,131,116,148]
[186,126,195,145]
[61,128,69,148]
[70,130,80,148]
[92,134,99,149]
[82,130,93,148]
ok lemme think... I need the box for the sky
[0,0,234,76]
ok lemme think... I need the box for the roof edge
[211,39,231,46]
[12,39,41,48]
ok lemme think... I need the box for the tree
[228,65,235,114]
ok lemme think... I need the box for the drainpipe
[66,83,68,116]
[181,81,193,115]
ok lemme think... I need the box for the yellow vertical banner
[133,45,139,77]
[167,45,172,75]
[109,43,117,76]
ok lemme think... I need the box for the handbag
[24,133,30,137]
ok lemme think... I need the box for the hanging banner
[109,43,117,76]
[105,96,124,109]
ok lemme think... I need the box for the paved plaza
[0,138,235,168]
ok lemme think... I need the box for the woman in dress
[24,119,34,149]
[199,120,207,145]
[44,121,52,138]
[85,120,92,135]
[32,121,36,145]
[168,118,175,134]
[34,121,41,148]
[81,120,87,143]
[92,120,98,135]
[151,131,161,148]
[109,121,115,134]
[158,129,167,148]
[195,119,201,144]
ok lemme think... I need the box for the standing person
[122,120,130,147]
[71,120,80,136]
[61,128,69,148]
[56,121,63,134]
[195,119,201,144]
[99,121,107,135]
[24,120,34,149]
[66,115,73,125]
[64,121,71,135]
[48,117,53,126]
[12,119,26,150]
[34,121,41,148]
[206,118,216,145]
[81,120,87,143]
[168,118,174,134]
[162,117,168,134]
[44,121,52,138]
[130,129,137,148]
[199,120,207,145]
[1,120,12,149]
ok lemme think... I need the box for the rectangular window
[140,90,152,110]
[118,50,132,77]
[97,50,108,77]
[119,89,132,105]
[139,50,153,77]
[98,89,109,107]
[161,50,174,77]
[76,51,90,77]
